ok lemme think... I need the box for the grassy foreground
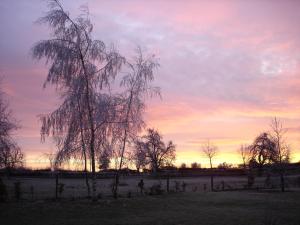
[1,191,300,225]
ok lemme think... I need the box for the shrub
[149,184,164,195]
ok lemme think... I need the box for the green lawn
[1,191,300,225]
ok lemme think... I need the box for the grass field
[1,176,300,225]
[1,191,300,225]
[3,175,296,200]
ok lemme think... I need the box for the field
[1,191,300,225]
[1,176,300,225]
[3,175,299,199]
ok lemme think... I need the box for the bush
[149,184,164,195]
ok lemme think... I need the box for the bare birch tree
[112,49,160,198]
[202,140,218,191]
[32,0,124,200]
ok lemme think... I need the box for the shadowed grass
[1,191,300,225]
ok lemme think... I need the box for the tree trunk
[210,159,214,191]
[55,173,58,200]
[114,90,133,199]
[167,175,170,193]
[80,50,97,201]
[113,173,119,199]
[90,129,96,201]
[114,129,128,199]
[77,97,91,198]
[83,153,90,197]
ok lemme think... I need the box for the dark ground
[1,191,300,225]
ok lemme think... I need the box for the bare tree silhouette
[112,49,160,198]
[238,144,251,170]
[135,128,176,173]
[249,132,276,175]
[32,0,124,200]
[0,79,24,172]
[202,140,218,191]
[131,140,148,172]
[270,117,290,192]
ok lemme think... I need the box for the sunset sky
[1,0,300,168]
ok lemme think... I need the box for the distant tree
[238,144,251,169]
[217,162,232,169]
[237,144,256,187]
[137,128,176,173]
[43,151,57,172]
[202,140,218,191]
[249,132,277,174]
[0,147,24,171]
[0,79,24,171]
[131,140,148,172]
[191,162,201,169]
[270,117,290,192]
[98,149,110,170]
[180,163,187,169]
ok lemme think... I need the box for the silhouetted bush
[149,184,164,195]
[191,162,201,169]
